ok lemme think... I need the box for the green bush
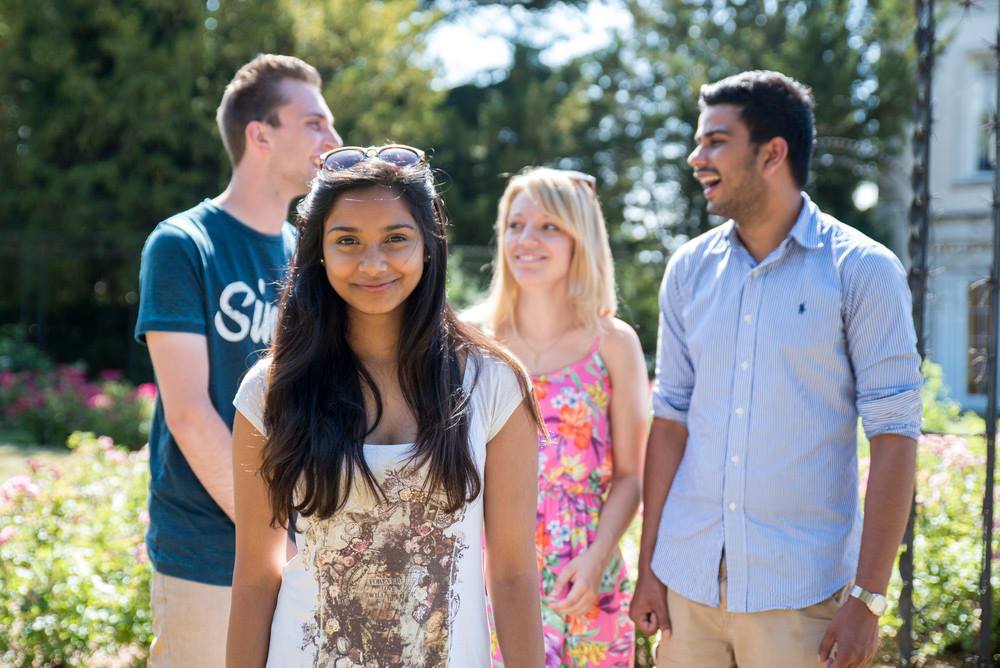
[872,361,996,662]
[0,325,53,374]
[0,366,154,449]
[0,432,152,667]
[0,361,993,665]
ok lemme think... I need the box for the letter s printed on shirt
[214,278,278,344]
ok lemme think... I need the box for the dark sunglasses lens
[376,147,421,167]
[323,149,366,171]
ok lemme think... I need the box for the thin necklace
[517,326,573,373]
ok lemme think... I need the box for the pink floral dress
[491,340,634,667]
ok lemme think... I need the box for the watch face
[871,596,887,615]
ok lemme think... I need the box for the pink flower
[60,365,86,381]
[138,510,150,526]
[0,371,15,389]
[135,383,158,400]
[97,436,115,451]
[99,369,124,382]
[133,543,148,564]
[0,525,16,545]
[88,393,112,409]
[1,474,40,502]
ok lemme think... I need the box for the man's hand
[817,597,879,667]
[629,570,671,637]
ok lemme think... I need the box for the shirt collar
[787,192,824,249]
[721,192,824,251]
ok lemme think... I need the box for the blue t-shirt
[135,199,295,586]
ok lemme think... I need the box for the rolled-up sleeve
[844,247,923,440]
[652,252,695,424]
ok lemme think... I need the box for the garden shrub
[872,361,998,662]
[0,325,53,374]
[0,432,151,667]
[0,361,995,665]
[0,366,154,449]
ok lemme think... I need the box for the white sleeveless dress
[233,353,524,668]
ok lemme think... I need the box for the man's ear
[759,136,789,178]
[244,120,272,157]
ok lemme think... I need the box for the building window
[969,279,990,395]
[975,62,997,173]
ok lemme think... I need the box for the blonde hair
[475,166,617,336]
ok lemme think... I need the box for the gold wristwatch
[849,584,887,616]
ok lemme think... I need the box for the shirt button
[743,314,752,323]
[751,269,760,278]
[731,455,740,464]
[728,502,737,511]
[734,407,745,416]
[740,360,749,370]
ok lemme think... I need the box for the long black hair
[260,158,539,527]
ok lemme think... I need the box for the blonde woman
[470,167,648,667]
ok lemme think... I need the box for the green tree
[0,0,296,373]
[0,0,444,376]
[286,0,445,148]
[613,0,916,241]
[436,43,597,248]
[431,1,916,355]
[579,0,917,354]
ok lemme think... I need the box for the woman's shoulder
[234,355,272,433]
[598,317,644,371]
[599,317,641,351]
[240,355,272,389]
[463,347,530,443]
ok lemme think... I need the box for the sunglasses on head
[320,144,426,172]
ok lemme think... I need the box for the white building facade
[919,0,996,411]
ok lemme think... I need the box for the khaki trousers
[656,562,850,668]
[149,570,232,668]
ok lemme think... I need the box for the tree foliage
[0,0,918,371]
[434,0,916,354]
[0,0,443,374]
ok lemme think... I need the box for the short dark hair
[699,70,815,188]
[215,54,322,167]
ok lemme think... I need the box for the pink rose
[88,393,112,409]
[1,474,40,502]
[135,383,158,400]
[0,371,15,389]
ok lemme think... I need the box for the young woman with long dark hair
[225,147,545,668]
[468,167,648,667]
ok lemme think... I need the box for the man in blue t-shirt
[135,54,340,668]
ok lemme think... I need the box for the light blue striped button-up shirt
[650,194,922,613]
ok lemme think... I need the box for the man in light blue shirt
[630,71,921,668]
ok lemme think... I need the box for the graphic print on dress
[298,467,469,668]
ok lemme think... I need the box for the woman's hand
[549,547,608,617]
